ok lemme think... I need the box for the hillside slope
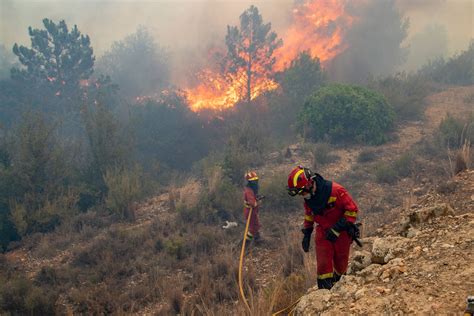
[2,85,472,315]
[295,170,474,315]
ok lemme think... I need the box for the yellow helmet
[244,171,258,181]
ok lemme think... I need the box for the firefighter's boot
[317,278,333,290]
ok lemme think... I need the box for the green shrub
[6,113,77,237]
[393,152,416,178]
[222,120,267,184]
[312,142,339,166]
[368,72,431,121]
[0,276,57,315]
[374,163,398,184]
[131,97,210,170]
[437,113,474,148]
[268,52,326,138]
[374,152,416,184]
[34,267,59,286]
[357,149,378,163]
[10,190,78,236]
[280,51,326,102]
[177,166,241,224]
[154,238,164,252]
[164,238,186,260]
[300,84,395,145]
[259,172,299,213]
[211,181,241,220]
[103,165,143,221]
[419,40,474,85]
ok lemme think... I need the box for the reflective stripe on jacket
[303,182,358,230]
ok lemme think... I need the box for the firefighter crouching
[243,171,262,243]
[287,166,360,289]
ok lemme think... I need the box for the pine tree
[225,6,282,103]
[11,18,94,97]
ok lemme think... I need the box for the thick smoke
[0,0,471,84]
[404,24,449,71]
[0,44,17,79]
[328,0,409,82]
[0,0,291,57]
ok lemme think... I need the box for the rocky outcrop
[294,193,474,315]
[371,237,408,264]
[400,203,455,236]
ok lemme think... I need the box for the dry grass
[175,178,202,210]
[206,165,222,196]
[455,140,471,173]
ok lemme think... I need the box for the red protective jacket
[303,182,358,230]
[303,181,358,282]
[243,186,260,238]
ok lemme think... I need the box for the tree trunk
[247,53,252,104]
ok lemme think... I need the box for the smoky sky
[0,0,472,74]
[0,0,293,56]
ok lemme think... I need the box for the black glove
[325,228,340,242]
[325,218,348,243]
[347,222,361,240]
[301,227,313,252]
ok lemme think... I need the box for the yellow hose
[272,297,301,316]
[238,207,252,313]
[239,208,302,316]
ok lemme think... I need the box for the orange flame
[274,0,354,71]
[186,0,354,112]
[186,69,278,112]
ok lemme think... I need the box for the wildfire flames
[274,0,354,70]
[185,0,354,112]
[186,69,279,112]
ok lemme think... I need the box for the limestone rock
[356,264,383,283]
[331,275,360,298]
[354,288,367,300]
[401,203,455,234]
[294,289,332,315]
[380,258,406,280]
[348,250,372,274]
[406,227,420,238]
[371,237,408,264]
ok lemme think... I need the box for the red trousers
[244,207,260,237]
[315,226,351,279]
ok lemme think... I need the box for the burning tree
[224,5,282,104]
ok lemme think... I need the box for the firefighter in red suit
[243,171,261,242]
[287,166,360,289]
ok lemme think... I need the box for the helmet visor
[288,187,305,196]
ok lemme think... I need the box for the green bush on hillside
[357,149,378,163]
[368,72,431,121]
[259,172,299,213]
[393,152,416,178]
[0,276,57,315]
[312,142,339,167]
[437,113,474,148]
[300,84,395,145]
[103,165,143,221]
[222,120,267,185]
[419,40,474,85]
[374,163,398,184]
